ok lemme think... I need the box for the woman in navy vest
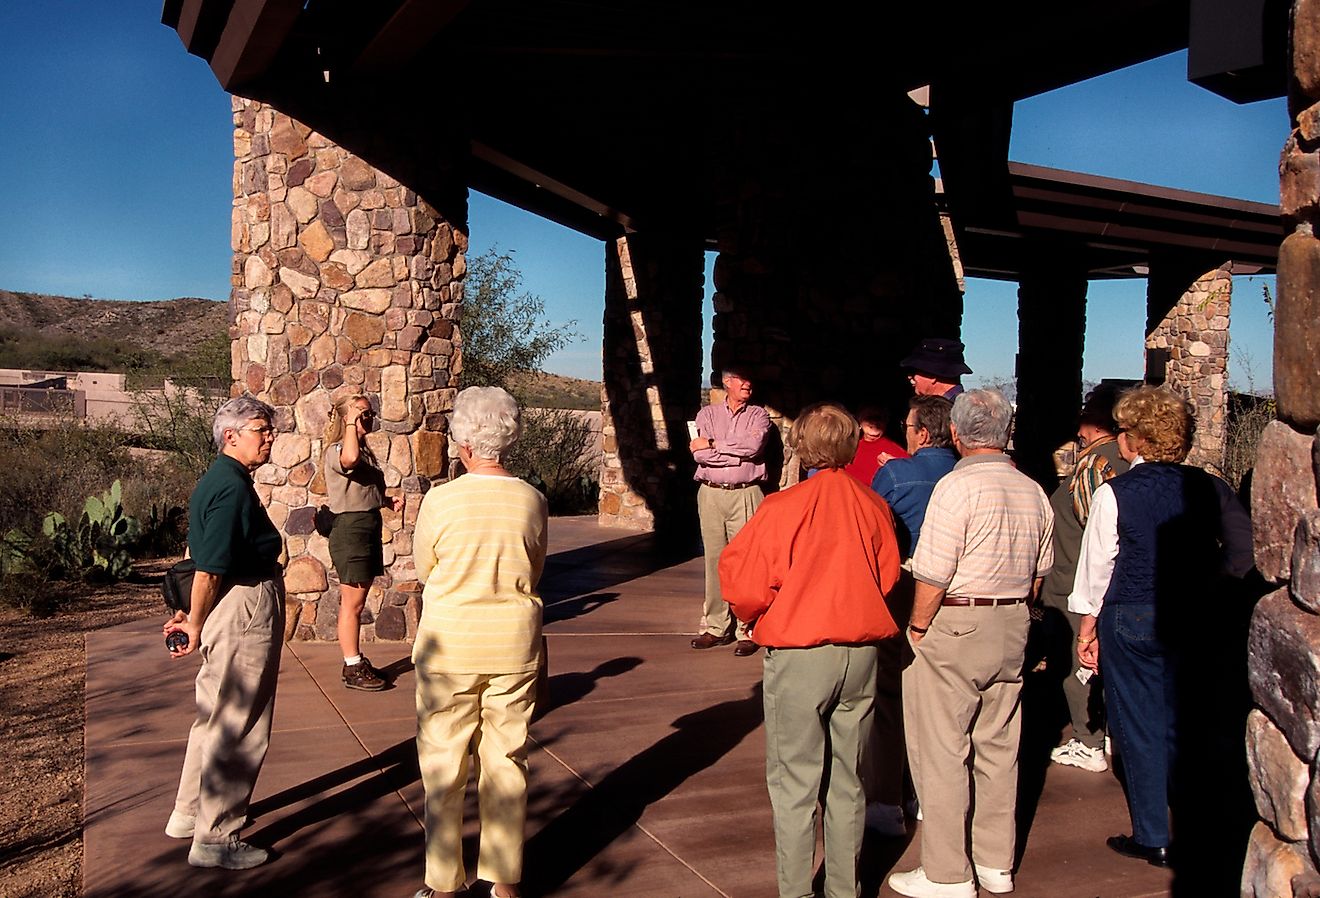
[1067,386,1252,870]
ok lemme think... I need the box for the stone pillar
[229,97,465,642]
[710,88,963,483]
[598,234,705,533]
[1242,3,1320,892]
[1014,251,1088,486]
[1144,260,1233,474]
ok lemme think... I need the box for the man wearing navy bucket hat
[901,338,972,400]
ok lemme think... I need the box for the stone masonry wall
[1241,3,1320,893]
[229,97,464,642]
[1145,264,1232,475]
[599,234,704,532]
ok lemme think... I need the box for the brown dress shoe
[733,639,760,657]
[690,632,735,650]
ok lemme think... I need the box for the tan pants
[902,602,1028,883]
[697,482,763,638]
[173,577,284,844]
[415,665,538,892]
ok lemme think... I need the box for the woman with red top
[720,402,903,898]
[843,404,909,487]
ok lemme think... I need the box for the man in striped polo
[888,389,1054,898]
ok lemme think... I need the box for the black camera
[166,631,189,652]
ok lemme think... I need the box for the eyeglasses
[358,411,375,420]
[240,424,276,437]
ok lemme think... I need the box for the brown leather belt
[698,481,760,491]
[941,596,1028,607]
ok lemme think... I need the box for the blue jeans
[1099,603,1176,848]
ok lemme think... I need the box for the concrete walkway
[84,516,1175,897]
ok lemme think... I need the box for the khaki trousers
[173,577,284,844]
[697,483,763,638]
[902,603,1028,883]
[763,643,878,898]
[415,665,538,892]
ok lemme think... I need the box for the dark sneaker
[342,657,386,691]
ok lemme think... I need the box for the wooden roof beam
[208,0,305,92]
[350,0,471,77]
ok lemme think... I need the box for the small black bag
[162,558,196,614]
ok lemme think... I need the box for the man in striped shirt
[888,390,1054,898]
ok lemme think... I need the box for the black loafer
[1107,834,1169,867]
[733,639,760,657]
[691,632,735,650]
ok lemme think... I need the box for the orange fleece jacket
[718,468,902,648]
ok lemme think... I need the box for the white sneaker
[188,835,270,869]
[164,810,194,839]
[888,867,976,898]
[1049,738,1109,772]
[974,863,1014,894]
[864,801,907,837]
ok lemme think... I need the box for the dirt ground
[0,563,171,898]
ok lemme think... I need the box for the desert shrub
[504,409,601,515]
[130,382,226,480]
[1222,391,1276,492]
[0,417,196,612]
[0,417,133,539]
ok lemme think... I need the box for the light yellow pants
[415,665,538,891]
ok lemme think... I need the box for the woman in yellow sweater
[410,386,549,898]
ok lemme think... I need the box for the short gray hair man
[949,389,1012,451]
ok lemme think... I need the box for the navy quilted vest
[1103,463,1222,607]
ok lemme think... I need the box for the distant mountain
[507,370,601,410]
[0,291,228,357]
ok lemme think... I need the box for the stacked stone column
[1241,3,1320,893]
[598,234,704,532]
[709,89,963,483]
[229,97,464,642]
[1145,262,1233,475]
[1015,253,1088,486]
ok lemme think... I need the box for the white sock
[344,654,362,666]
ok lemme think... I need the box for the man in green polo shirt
[163,395,285,870]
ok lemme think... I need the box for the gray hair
[950,389,1013,450]
[212,395,275,449]
[450,386,522,460]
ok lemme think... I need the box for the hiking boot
[1049,738,1108,772]
[343,657,386,691]
[188,835,270,869]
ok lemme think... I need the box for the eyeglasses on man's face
[240,424,276,438]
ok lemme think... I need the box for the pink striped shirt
[692,401,771,486]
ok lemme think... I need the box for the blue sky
[0,3,1288,392]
